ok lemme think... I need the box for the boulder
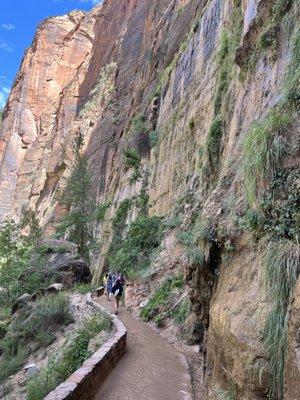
[139,299,149,309]
[24,363,39,378]
[49,253,92,285]
[39,239,78,255]
[18,240,92,289]
[12,293,32,315]
[44,283,63,293]
[93,286,105,297]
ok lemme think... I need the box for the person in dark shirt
[111,279,123,314]
[106,273,113,301]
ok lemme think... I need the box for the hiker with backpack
[111,278,124,314]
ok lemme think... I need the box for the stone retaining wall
[44,294,127,400]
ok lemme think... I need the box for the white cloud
[1,23,15,31]
[0,86,10,108]
[0,39,13,52]
[76,0,102,4]
[53,0,102,3]
[0,92,6,109]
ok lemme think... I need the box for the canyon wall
[0,0,299,398]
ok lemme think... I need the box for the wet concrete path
[93,299,193,400]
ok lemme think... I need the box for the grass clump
[242,109,292,204]
[263,239,300,400]
[214,384,236,400]
[26,312,111,400]
[177,219,215,266]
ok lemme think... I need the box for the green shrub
[140,274,184,322]
[112,199,132,231]
[124,148,140,170]
[123,149,141,183]
[187,247,205,266]
[204,117,223,176]
[9,294,72,346]
[74,282,96,294]
[154,313,166,328]
[26,367,58,400]
[188,118,195,131]
[192,221,216,244]
[263,239,300,400]
[164,215,182,230]
[171,298,191,325]
[217,30,229,65]
[16,253,59,298]
[95,202,110,222]
[177,230,194,246]
[107,215,164,276]
[243,109,292,204]
[149,131,158,148]
[241,168,299,242]
[27,312,111,400]
[130,113,148,136]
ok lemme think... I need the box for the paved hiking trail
[93,299,193,400]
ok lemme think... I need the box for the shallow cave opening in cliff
[206,239,222,276]
[135,132,150,157]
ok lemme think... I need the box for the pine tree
[57,133,95,261]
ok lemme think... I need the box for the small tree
[0,220,32,305]
[20,209,43,245]
[57,133,95,261]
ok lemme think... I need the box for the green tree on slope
[57,133,95,262]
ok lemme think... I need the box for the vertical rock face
[0,8,98,220]
[0,0,299,398]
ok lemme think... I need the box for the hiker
[111,279,123,314]
[118,273,126,306]
[106,273,113,301]
[103,273,108,295]
[117,272,125,286]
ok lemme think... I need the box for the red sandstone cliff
[0,0,299,398]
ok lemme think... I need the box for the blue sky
[0,0,101,108]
